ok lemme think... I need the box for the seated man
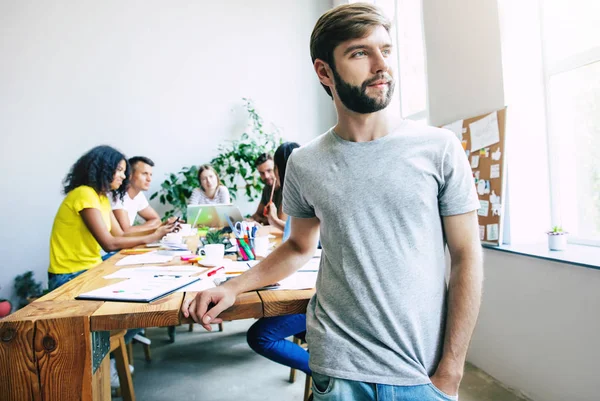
[111,156,162,233]
[250,153,286,226]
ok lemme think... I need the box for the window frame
[539,0,600,247]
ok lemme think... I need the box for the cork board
[442,107,507,245]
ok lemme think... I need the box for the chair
[126,333,152,367]
[110,330,136,401]
[289,335,312,401]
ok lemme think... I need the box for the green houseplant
[14,271,46,308]
[149,165,199,220]
[151,98,281,217]
[547,225,568,251]
[204,229,228,245]
[211,98,282,201]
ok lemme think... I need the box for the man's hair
[63,145,130,201]
[255,153,273,167]
[128,156,155,171]
[310,3,392,98]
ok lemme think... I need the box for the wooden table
[0,250,314,401]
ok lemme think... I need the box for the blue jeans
[246,314,310,374]
[312,373,458,401]
[48,270,87,291]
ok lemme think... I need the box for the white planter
[547,233,568,251]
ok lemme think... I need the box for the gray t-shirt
[283,121,480,386]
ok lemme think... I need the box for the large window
[541,0,600,245]
[349,0,428,121]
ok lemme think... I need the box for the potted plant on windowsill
[547,226,568,251]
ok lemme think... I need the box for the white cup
[203,244,225,265]
[164,233,183,244]
[253,236,270,257]
[178,223,192,236]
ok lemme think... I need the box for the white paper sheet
[487,224,499,241]
[115,252,174,266]
[176,278,217,292]
[470,155,480,168]
[442,119,464,141]
[275,271,318,290]
[469,112,500,151]
[104,265,202,279]
[478,200,490,217]
[490,164,500,179]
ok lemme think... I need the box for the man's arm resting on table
[114,206,161,234]
[182,216,320,330]
[431,210,483,396]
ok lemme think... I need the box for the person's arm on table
[114,206,162,234]
[182,216,320,330]
[430,210,483,396]
[81,208,176,252]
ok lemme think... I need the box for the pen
[207,266,224,276]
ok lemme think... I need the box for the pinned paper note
[462,127,467,134]
[479,226,485,240]
[490,164,500,179]
[461,140,468,150]
[489,190,500,205]
[491,148,501,161]
[479,147,490,157]
[465,150,470,158]
[471,155,480,168]
[469,111,500,151]
[478,200,490,216]
[477,180,490,195]
[487,224,499,241]
[492,203,502,216]
[443,119,464,141]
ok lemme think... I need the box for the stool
[110,330,136,401]
[289,335,312,401]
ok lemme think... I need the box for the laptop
[187,204,244,228]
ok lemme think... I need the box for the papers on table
[104,265,203,279]
[298,258,320,272]
[76,276,200,302]
[313,249,322,258]
[176,278,216,292]
[115,251,174,266]
[276,271,318,290]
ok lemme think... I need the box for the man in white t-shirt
[111,156,162,233]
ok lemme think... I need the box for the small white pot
[547,233,568,251]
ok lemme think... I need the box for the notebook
[76,276,200,303]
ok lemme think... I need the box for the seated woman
[48,145,177,291]
[246,142,310,375]
[188,164,231,205]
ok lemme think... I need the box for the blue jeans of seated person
[312,372,458,401]
[247,314,310,375]
[47,270,142,344]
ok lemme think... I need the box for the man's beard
[332,68,395,114]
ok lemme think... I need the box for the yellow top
[48,186,111,275]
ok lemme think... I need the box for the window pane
[542,0,600,65]
[396,0,427,117]
[548,61,600,240]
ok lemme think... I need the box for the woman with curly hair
[48,145,177,290]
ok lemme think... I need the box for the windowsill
[482,242,600,270]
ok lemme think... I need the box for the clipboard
[76,276,201,303]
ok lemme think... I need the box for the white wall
[0,0,336,301]
[423,1,599,400]
[470,250,600,401]
[423,0,505,126]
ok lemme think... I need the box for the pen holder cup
[236,238,255,261]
